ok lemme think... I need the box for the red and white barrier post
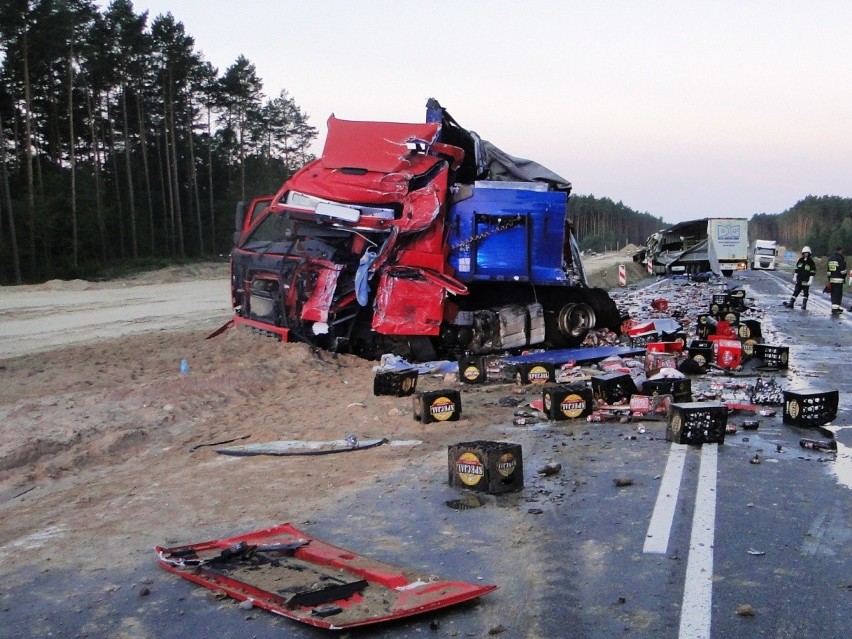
[619,263,627,287]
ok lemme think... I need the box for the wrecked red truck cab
[230,99,620,360]
[233,195,273,244]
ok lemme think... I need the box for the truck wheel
[586,289,622,332]
[544,311,570,348]
[557,303,595,342]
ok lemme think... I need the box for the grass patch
[81,256,226,282]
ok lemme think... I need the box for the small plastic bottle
[180,358,190,375]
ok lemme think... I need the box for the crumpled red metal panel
[283,119,453,238]
[285,155,449,237]
[321,116,441,173]
[372,271,445,335]
[155,522,497,631]
[300,263,344,323]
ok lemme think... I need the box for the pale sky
[112,1,852,224]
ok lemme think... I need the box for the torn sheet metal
[216,438,389,457]
[156,523,497,630]
[320,116,441,173]
[290,117,450,235]
[299,263,344,323]
[372,270,446,335]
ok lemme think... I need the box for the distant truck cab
[750,239,778,270]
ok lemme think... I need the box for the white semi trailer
[640,217,749,277]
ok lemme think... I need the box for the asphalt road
[2,269,849,639]
[343,267,852,639]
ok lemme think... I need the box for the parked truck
[229,99,621,361]
[639,217,749,277]
[750,239,778,270]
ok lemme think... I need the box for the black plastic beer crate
[448,440,524,494]
[695,315,717,339]
[751,377,784,405]
[660,331,688,348]
[753,344,789,369]
[688,340,714,367]
[643,378,692,403]
[666,402,728,445]
[591,372,637,404]
[373,368,419,396]
[729,289,747,310]
[739,338,758,359]
[782,390,838,427]
[513,362,556,385]
[737,319,762,341]
[709,307,733,321]
[457,356,487,384]
[629,332,658,348]
[413,389,462,423]
[709,294,731,316]
[716,310,740,326]
[542,384,594,420]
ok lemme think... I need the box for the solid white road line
[678,444,718,639]
[643,443,688,554]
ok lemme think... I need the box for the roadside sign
[785,251,794,261]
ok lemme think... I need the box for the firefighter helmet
[802,246,811,254]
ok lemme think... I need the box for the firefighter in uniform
[783,246,816,309]
[826,246,847,315]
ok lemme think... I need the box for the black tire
[544,310,572,348]
[409,336,437,362]
[586,288,622,331]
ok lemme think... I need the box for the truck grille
[249,278,279,321]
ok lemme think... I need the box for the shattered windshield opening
[241,210,379,263]
[241,211,294,250]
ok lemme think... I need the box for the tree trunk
[186,96,204,255]
[105,91,126,258]
[238,101,246,202]
[86,87,107,261]
[136,95,155,256]
[33,131,45,205]
[167,79,185,258]
[161,114,176,257]
[121,84,138,258]
[0,115,22,284]
[22,27,36,277]
[206,105,215,251]
[68,42,78,269]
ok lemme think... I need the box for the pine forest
[1,1,850,285]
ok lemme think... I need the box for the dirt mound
[0,329,386,484]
